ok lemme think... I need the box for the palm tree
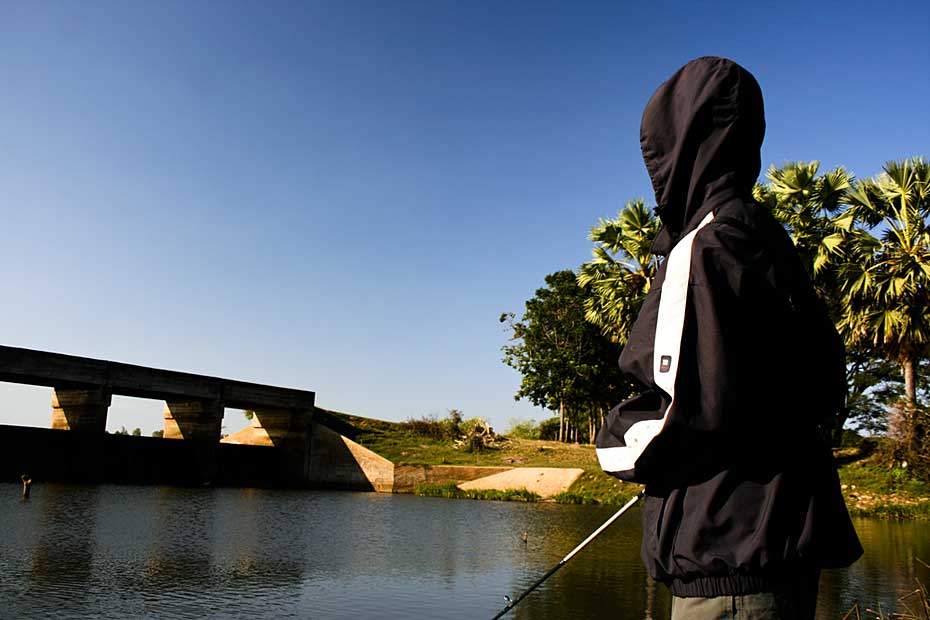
[839,157,930,407]
[753,161,854,297]
[577,199,660,344]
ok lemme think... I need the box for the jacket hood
[641,57,765,253]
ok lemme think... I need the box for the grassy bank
[316,408,930,517]
[835,446,930,519]
[414,482,540,502]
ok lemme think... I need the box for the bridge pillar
[163,399,224,483]
[51,388,111,432]
[251,408,313,483]
[162,399,224,442]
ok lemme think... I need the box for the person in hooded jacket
[595,57,862,620]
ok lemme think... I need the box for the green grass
[322,406,600,468]
[847,502,930,519]
[837,453,930,496]
[836,446,930,519]
[554,470,642,505]
[318,407,930,517]
[414,482,540,502]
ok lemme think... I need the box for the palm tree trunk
[901,354,926,455]
[559,400,564,443]
[903,356,917,406]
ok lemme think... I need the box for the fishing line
[491,490,644,619]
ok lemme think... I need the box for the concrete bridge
[0,345,392,489]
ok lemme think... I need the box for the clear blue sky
[1,0,928,435]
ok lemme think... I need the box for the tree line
[502,157,929,476]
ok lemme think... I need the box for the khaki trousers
[670,572,820,620]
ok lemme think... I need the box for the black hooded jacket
[595,57,862,596]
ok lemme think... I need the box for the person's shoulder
[691,198,789,275]
[711,198,779,235]
[698,198,786,250]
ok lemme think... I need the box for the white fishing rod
[491,490,645,619]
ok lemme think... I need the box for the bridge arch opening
[0,382,54,430]
[108,395,168,438]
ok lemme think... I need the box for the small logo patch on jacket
[659,355,672,373]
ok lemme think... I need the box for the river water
[1,484,927,619]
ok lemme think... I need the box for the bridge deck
[0,345,314,410]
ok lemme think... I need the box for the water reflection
[29,485,101,590]
[493,502,671,620]
[818,518,930,618]
[0,484,927,619]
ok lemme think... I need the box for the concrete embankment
[458,467,584,498]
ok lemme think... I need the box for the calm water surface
[1,484,927,619]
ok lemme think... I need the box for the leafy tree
[501,270,629,442]
[844,347,902,435]
[577,199,661,344]
[152,430,164,438]
[839,157,930,472]
[131,427,142,436]
[840,157,930,407]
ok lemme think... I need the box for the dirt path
[458,467,584,498]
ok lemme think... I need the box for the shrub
[446,409,464,435]
[404,415,445,438]
[552,491,599,505]
[880,404,930,482]
[537,417,560,440]
[839,429,865,447]
[506,418,539,439]
[405,409,463,441]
